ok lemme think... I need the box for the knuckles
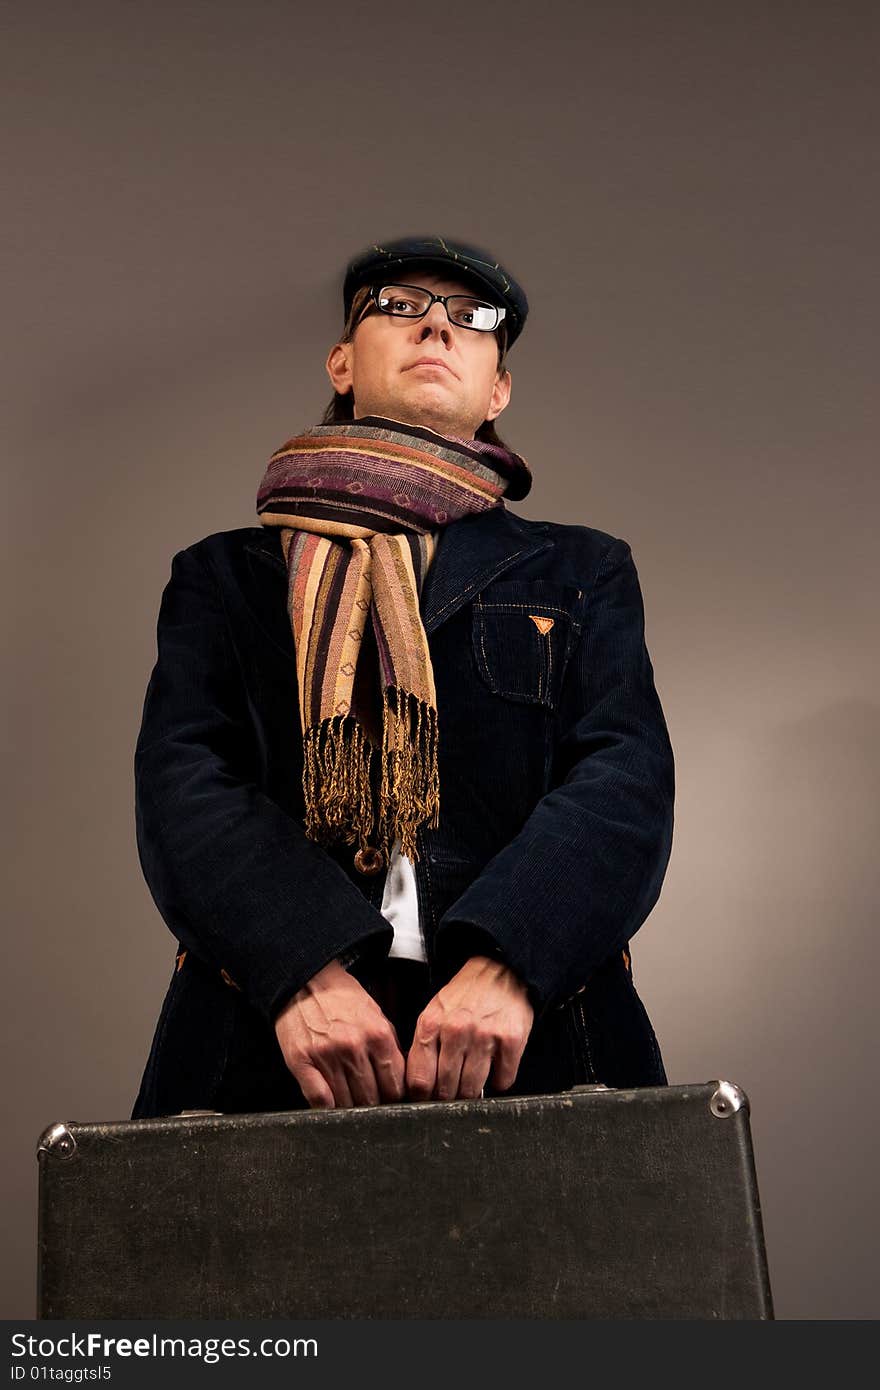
[299,1018,401,1067]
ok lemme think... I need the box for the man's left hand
[405,955,534,1102]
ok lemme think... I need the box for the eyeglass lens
[376,284,501,332]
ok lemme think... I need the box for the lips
[406,358,456,376]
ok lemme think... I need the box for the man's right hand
[273,959,406,1109]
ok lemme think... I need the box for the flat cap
[343,235,529,348]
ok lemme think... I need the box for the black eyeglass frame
[357,282,507,333]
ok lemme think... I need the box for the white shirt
[381,835,427,962]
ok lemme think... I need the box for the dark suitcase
[37,1079,773,1319]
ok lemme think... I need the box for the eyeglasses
[359,283,506,333]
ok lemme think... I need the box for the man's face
[325,270,512,440]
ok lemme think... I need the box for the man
[131,235,674,1119]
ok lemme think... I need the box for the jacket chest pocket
[472,579,583,709]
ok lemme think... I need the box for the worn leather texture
[39,1083,773,1319]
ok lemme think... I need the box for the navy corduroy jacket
[133,503,675,1111]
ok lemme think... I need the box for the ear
[485,368,512,422]
[326,341,354,395]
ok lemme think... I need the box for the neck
[353,408,475,442]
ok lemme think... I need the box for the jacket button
[354,846,385,875]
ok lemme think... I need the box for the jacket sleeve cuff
[264,925,393,1025]
[432,923,542,1013]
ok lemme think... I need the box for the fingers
[405,1014,440,1102]
[435,1015,494,1102]
[323,1024,407,1108]
[406,1010,497,1102]
[307,1022,406,1109]
[371,1031,407,1104]
[319,1052,357,1109]
[293,1063,336,1110]
[317,1025,377,1108]
[487,1027,528,1094]
[274,965,406,1110]
[457,1033,497,1100]
[405,959,535,1103]
[278,957,534,1109]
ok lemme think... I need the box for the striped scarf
[256,415,531,870]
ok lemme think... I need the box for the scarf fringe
[302,688,439,864]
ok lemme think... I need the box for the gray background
[3,1,877,1319]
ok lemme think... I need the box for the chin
[392,398,473,437]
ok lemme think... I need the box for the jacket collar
[243,505,553,635]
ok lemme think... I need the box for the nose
[416,299,454,345]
